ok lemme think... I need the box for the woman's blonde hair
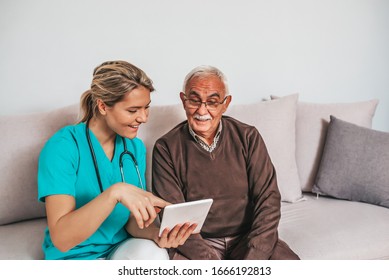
[80,60,154,123]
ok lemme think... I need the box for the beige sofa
[1,94,388,260]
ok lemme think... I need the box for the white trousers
[107,238,169,260]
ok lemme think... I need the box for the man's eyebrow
[207,93,221,98]
[188,91,221,98]
[188,90,200,97]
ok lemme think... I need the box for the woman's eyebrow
[126,100,151,109]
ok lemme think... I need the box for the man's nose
[197,102,209,114]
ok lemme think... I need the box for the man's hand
[155,223,198,248]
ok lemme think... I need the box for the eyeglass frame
[182,92,229,110]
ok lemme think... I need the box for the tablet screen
[159,198,213,237]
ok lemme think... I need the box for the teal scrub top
[38,122,147,260]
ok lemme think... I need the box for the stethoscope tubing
[85,122,144,193]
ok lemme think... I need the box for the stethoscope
[85,123,145,193]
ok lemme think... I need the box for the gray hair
[182,65,229,95]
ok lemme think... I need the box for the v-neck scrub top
[38,122,147,260]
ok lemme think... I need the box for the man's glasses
[183,93,228,111]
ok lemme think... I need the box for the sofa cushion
[279,193,389,259]
[226,94,303,203]
[0,218,47,259]
[295,99,379,192]
[313,116,389,208]
[271,96,379,192]
[137,104,187,189]
[0,104,79,225]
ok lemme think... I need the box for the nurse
[38,60,196,260]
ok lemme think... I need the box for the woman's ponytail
[79,89,95,123]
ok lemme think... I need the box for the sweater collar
[188,120,223,153]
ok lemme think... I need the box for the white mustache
[194,114,212,121]
[193,114,212,121]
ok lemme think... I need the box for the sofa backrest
[137,104,186,188]
[0,103,187,225]
[0,104,79,225]
[0,94,379,225]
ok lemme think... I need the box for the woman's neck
[88,117,116,160]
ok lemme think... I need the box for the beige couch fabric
[1,97,388,260]
[0,104,79,225]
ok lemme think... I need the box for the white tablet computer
[159,198,213,237]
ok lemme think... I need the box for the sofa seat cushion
[279,193,389,260]
[0,218,47,259]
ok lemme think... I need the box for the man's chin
[192,127,212,137]
[191,121,210,130]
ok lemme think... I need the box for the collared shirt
[188,120,223,153]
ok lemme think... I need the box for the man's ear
[179,92,186,109]
[96,99,107,116]
[221,95,232,113]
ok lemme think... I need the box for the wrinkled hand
[113,183,170,229]
[155,223,198,248]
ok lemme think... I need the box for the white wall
[1,0,388,131]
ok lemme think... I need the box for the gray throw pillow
[313,116,389,208]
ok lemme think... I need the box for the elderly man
[152,65,299,260]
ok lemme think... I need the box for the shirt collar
[188,120,223,153]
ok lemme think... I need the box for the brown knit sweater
[152,116,282,259]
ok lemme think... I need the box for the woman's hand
[154,223,198,248]
[111,182,170,229]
